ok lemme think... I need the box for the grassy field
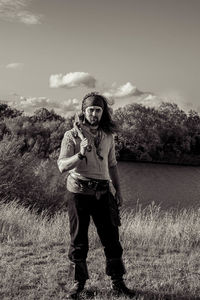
[0,200,200,300]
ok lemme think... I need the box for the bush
[0,137,67,215]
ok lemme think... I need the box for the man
[57,92,135,299]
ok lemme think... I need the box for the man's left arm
[109,164,123,207]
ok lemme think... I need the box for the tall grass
[0,200,199,299]
[121,202,200,252]
[0,201,68,244]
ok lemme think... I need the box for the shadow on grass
[137,289,200,300]
[59,282,200,299]
[78,288,200,300]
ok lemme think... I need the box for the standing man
[57,92,135,299]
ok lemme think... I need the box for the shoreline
[118,157,200,167]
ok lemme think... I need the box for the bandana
[82,95,105,111]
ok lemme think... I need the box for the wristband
[77,152,86,160]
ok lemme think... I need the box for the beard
[86,116,100,127]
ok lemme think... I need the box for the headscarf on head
[80,92,116,134]
[82,95,105,112]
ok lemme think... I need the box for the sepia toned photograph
[0,0,200,299]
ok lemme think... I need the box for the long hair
[80,92,117,134]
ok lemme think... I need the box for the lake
[118,161,200,210]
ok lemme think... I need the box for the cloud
[17,11,41,25]
[6,62,24,69]
[138,94,163,108]
[19,96,50,108]
[0,0,42,25]
[49,72,96,89]
[4,95,81,116]
[54,99,81,117]
[158,90,194,113]
[103,82,143,99]
[117,89,194,113]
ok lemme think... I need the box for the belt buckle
[93,180,99,189]
[88,180,98,190]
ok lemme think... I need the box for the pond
[117,161,200,210]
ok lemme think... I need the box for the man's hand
[80,138,89,155]
[109,164,124,207]
[115,190,123,207]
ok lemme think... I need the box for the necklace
[83,125,104,160]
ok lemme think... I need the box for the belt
[70,173,109,191]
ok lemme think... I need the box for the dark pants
[67,191,126,282]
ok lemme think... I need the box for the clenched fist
[80,138,90,155]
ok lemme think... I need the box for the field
[0,200,200,300]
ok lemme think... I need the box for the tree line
[114,102,200,164]
[1,101,200,213]
[1,101,200,164]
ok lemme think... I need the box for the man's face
[84,106,103,126]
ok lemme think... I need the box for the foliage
[114,102,200,164]
[1,102,200,163]
[0,137,67,214]
[0,103,23,119]
[0,106,73,158]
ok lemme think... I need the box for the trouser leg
[91,193,136,298]
[91,192,126,278]
[67,192,90,282]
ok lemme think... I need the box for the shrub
[0,137,67,215]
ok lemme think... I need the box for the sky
[0,0,200,117]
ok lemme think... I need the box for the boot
[67,280,85,299]
[112,278,136,298]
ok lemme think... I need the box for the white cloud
[121,90,194,113]
[17,11,41,25]
[1,88,197,117]
[19,96,50,107]
[56,99,81,115]
[158,90,193,113]
[103,82,141,99]
[6,95,81,116]
[138,94,163,108]
[49,72,96,89]
[6,62,24,69]
[0,0,42,25]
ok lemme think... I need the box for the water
[118,161,200,210]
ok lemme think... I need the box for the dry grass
[0,201,200,300]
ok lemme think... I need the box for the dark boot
[112,278,136,298]
[67,280,85,299]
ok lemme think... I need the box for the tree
[32,108,65,122]
[0,103,23,119]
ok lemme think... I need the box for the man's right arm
[57,131,89,173]
[58,154,82,173]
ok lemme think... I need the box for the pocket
[67,174,86,193]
